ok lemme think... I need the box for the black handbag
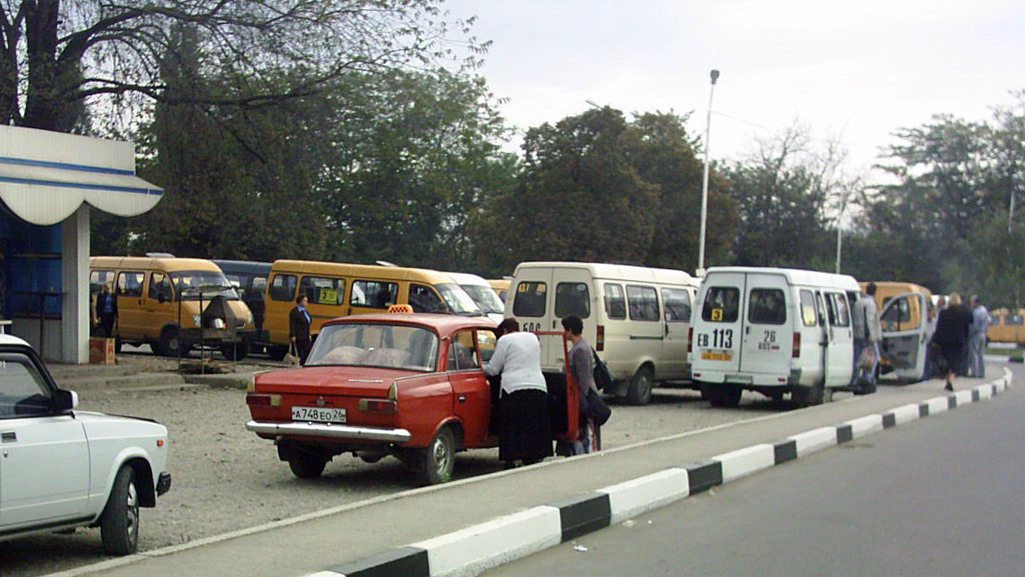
[591,347,614,390]
[587,388,612,427]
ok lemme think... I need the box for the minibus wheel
[626,366,654,406]
[158,327,188,358]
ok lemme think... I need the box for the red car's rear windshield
[306,323,439,371]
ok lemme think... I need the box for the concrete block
[713,444,775,483]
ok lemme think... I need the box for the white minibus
[508,262,699,405]
[446,272,505,324]
[689,267,861,407]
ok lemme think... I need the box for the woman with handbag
[562,314,609,454]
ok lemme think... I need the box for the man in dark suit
[289,295,313,364]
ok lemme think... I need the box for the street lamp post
[696,69,720,278]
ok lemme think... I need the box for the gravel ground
[1,350,791,577]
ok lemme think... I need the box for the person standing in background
[95,281,118,338]
[289,295,313,365]
[562,314,600,454]
[968,295,990,378]
[851,282,881,393]
[933,293,973,391]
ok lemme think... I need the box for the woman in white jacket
[483,318,552,468]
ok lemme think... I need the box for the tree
[630,112,738,272]
[725,124,836,270]
[475,107,660,274]
[319,68,515,271]
[2,0,478,132]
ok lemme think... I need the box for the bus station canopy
[0,125,162,226]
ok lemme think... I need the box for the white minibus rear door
[879,292,927,381]
[692,273,746,374]
[509,269,560,370]
[739,275,793,378]
[552,271,596,368]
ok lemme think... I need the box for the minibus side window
[269,274,297,302]
[351,280,398,309]
[661,288,692,322]
[301,276,345,306]
[604,283,627,319]
[627,285,659,322]
[825,293,851,326]
[149,272,173,302]
[701,286,739,323]
[252,277,267,295]
[1009,315,1024,326]
[513,282,547,318]
[748,288,786,325]
[799,290,817,326]
[90,270,115,297]
[555,282,590,319]
[117,271,144,297]
[409,284,447,313]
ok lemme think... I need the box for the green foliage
[319,69,515,271]
[847,106,1025,302]
[3,0,477,132]
[725,127,835,269]
[475,108,730,276]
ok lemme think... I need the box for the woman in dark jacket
[932,292,973,392]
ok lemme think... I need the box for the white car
[0,334,171,555]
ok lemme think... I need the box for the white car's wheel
[100,465,140,555]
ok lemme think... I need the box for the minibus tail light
[687,327,694,354]
[792,333,801,358]
[596,325,605,352]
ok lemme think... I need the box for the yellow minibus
[90,256,257,358]
[262,260,483,358]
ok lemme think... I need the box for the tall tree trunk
[22,0,64,130]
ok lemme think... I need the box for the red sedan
[245,313,578,484]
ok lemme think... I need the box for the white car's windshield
[437,283,483,316]
[461,285,505,315]
[306,323,439,371]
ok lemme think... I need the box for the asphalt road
[483,363,1025,577]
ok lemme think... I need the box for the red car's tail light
[359,399,397,414]
[246,394,282,407]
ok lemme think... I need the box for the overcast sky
[443,0,1025,178]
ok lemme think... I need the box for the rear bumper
[245,420,412,443]
[156,471,172,496]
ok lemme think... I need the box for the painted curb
[307,369,1014,577]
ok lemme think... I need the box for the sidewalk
[47,365,1014,577]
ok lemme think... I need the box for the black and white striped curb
[306,371,1013,577]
